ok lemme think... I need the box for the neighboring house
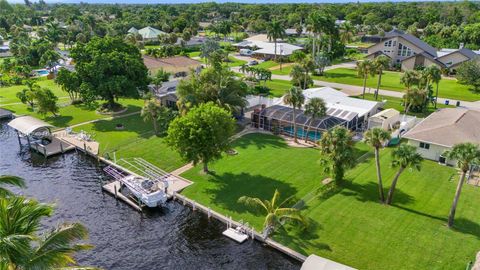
[143,55,202,77]
[128,26,166,41]
[150,80,179,108]
[403,108,480,165]
[233,34,303,60]
[366,29,479,72]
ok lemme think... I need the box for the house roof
[384,29,438,57]
[437,48,478,61]
[403,108,480,147]
[402,51,446,68]
[370,108,400,120]
[137,26,166,40]
[127,27,138,34]
[8,116,54,136]
[143,56,201,73]
[299,87,380,118]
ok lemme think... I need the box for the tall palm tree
[238,189,306,237]
[386,144,423,205]
[289,64,305,88]
[283,86,305,143]
[141,99,163,136]
[403,86,427,114]
[303,97,327,143]
[340,22,355,44]
[373,55,391,100]
[357,59,375,99]
[400,70,419,90]
[266,20,286,61]
[363,128,391,203]
[300,55,315,90]
[422,65,442,108]
[445,143,480,228]
[0,196,93,269]
[0,175,25,197]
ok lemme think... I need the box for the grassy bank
[181,133,480,269]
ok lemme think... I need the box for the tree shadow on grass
[341,181,415,205]
[273,218,331,255]
[450,218,480,239]
[205,172,298,215]
[233,133,288,150]
[44,115,74,127]
[89,113,153,139]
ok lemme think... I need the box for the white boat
[120,175,168,207]
[223,226,249,243]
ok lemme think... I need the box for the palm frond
[237,196,268,212]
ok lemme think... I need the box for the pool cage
[251,105,352,141]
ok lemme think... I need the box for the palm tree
[141,99,163,136]
[0,196,93,269]
[0,175,25,196]
[386,144,423,205]
[283,86,305,143]
[445,143,480,228]
[319,126,355,184]
[300,55,315,90]
[403,86,427,114]
[373,55,390,100]
[239,63,248,74]
[266,20,286,61]
[357,59,375,99]
[340,22,355,44]
[307,11,331,59]
[400,70,419,90]
[363,128,391,203]
[303,97,327,143]
[238,189,306,237]
[422,65,442,108]
[289,64,305,88]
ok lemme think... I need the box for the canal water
[0,120,301,270]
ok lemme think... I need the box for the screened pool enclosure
[251,105,358,141]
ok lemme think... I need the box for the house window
[419,142,430,149]
[384,40,393,47]
[393,41,397,47]
[397,43,413,57]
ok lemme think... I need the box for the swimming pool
[283,126,321,142]
[34,69,49,76]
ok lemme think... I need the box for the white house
[233,34,303,59]
[403,108,480,165]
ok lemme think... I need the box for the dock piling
[192,200,196,211]
[114,185,118,199]
[207,207,211,219]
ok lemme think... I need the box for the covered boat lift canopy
[301,255,356,270]
[8,116,54,136]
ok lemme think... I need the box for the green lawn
[180,133,480,269]
[73,113,184,172]
[305,68,479,102]
[226,56,246,67]
[256,60,281,69]
[188,51,201,58]
[0,79,69,105]
[265,79,293,97]
[360,93,454,118]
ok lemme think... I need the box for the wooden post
[43,146,47,157]
[114,185,118,199]
[192,200,196,211]
[26,135,31,147]
[83,142,87,153]
[15,130,21,146]
[60,142,64,153]
[208,207,211,219]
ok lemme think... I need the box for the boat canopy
[8,116,54,136]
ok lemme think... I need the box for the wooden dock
[102,180,143,211]
[30,137,76,157]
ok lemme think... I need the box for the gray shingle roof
[384,29,438,57]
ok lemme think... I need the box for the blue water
[283,126,321,142]
[35,69,49,76]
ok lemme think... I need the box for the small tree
[457,61,480,92]
[55,69,81,103]
[386,144,423,205]
[303,97,327,143]
[373,55,390,100]
[166,102,235,173]
[400,70,420,90]
[36,88,59,116]
[141,99,163,136]
[357,59,375,99]
[363,128,391,203]
[445,143,480,227]
[16,80,39,109]
[403,86,427,114]
[283,86,305,143]
[319,126,355,184]
[238,189,307,238]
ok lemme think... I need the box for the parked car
[248,60,258,66]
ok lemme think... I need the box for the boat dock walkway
[102,181,143,211]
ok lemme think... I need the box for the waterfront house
[403,108,480,165]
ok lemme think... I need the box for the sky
[7,0,455,4]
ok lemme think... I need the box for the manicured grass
[180,133,480,269]
[256,60,280,69]
[265,79,293,97]
[1,98,144,128]
[0,79,69,105]
[226,56,247,67]
[271,65,292,75]
[188,51,201,58]
[310,68,479,102]
[359,93,454,118]
[73,113,184,172]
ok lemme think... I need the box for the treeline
[1,1,480,49]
